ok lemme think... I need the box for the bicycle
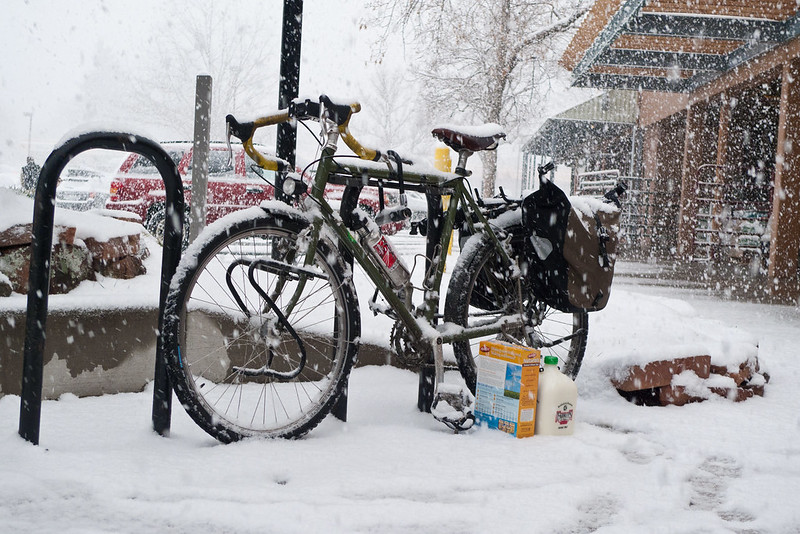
[161,94,592,443]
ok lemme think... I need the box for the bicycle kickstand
[430,336,475,432]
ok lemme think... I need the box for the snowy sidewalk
[2,276,799,533]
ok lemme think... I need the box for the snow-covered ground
[2,219,799,533]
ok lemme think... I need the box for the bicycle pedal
[431,383,475,432]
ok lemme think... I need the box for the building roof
[561,0,800,92]
[522,90,638,160]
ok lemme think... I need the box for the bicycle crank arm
[430,336,475,432]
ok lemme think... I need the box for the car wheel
[145,204,190,247]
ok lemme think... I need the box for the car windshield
[245,152,275,182]
[128,150,184,173]
[208,150,234,175]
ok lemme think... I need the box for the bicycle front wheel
[162,211,360,442]
[444,223,588,393]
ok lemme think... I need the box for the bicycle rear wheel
[162,211,360,442]
[444,220,588,393]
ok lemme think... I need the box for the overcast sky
[1,1,591,194]
[0,1,394,166]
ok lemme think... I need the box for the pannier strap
[595,214,611,269]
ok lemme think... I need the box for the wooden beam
[597,48,728,71]
[561,0,626,72]
[578,72,690,92]
[709,95,732,253]
[571,0,647,83]
[688,36,800,103]
[625,13,783,41]
[612,34,744,55]
[768,58,800,301]
[677,100,717,258]
[639,91,689,126]
[591,64,694,79]
[643,1,799,21]
[641,123,660,254]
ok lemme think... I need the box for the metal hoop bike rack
[17,131,184,445]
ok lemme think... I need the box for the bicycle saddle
[431,126,506,153]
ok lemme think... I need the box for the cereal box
[474,340,541,438]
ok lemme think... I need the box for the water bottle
[356,220,410,290]
[535,356,578,435]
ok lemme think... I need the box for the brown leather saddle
[431,126,506,153]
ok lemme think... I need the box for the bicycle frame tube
[264,120,523,349]
[312,158,426,340]
[313,158,523,347]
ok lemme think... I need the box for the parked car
[55,168,111,212]
[105,141,402,243]
[105,142,273,242]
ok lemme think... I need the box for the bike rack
[17,131,184,445]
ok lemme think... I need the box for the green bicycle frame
[288,139,522,348]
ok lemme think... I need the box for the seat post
[455,150,473,176]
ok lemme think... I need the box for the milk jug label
[555,402,574,427]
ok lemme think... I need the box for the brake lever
[225,121,234,168]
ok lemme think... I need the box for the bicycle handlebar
[226,94,386,173]
[226,111,291,172]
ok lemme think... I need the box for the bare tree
[366,0,588,195]
[81,0,278,141]
[359,66,429,158]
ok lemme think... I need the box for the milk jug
[535,356,577,435]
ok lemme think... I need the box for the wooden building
[561,0,800,300]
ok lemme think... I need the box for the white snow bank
[0,187,144,241]
[588,288,761,384]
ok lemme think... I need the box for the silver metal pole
[24,111,33,158]
[190,75,212,243]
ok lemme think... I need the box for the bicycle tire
[162,210,360,442]
[444,215,588,393]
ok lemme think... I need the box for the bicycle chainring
[390,321,428,369]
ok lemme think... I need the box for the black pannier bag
[521,178,621,313]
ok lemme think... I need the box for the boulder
[0,242,94,295]
[612,354,767,407]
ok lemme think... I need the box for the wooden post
[678,101,718,260]
[709,95,732,257]
[768,59,800,301]
[677,103,704,258]
[642,123,661,254]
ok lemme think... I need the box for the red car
[105,142,401,243]
[105,142,273,240]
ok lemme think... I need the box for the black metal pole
[18,132,184,445]
[18,157,58,444]
[275,0,303,203]
[417,194,444,413]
